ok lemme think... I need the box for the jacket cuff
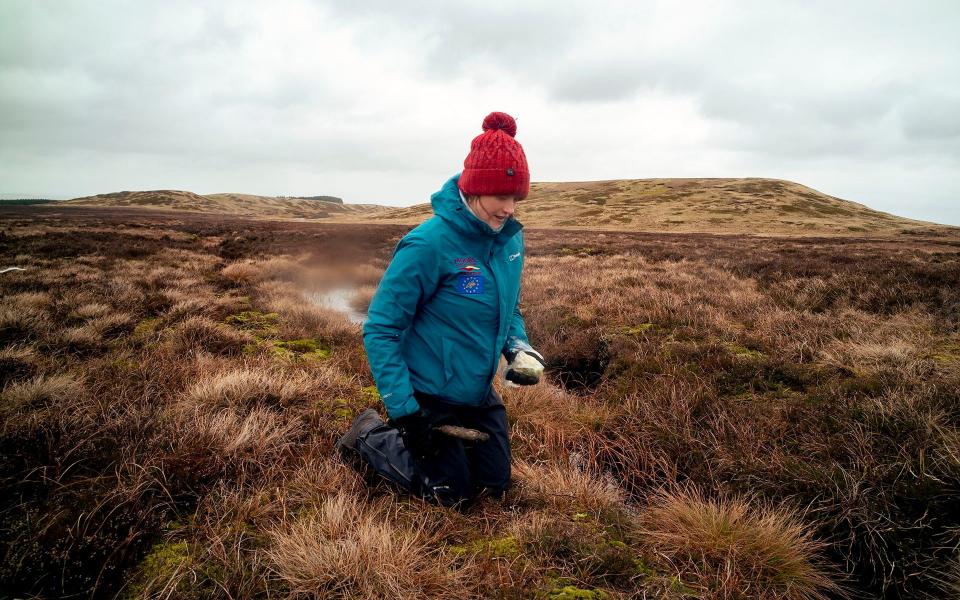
[386,395,421,421]
[503,336,535,362]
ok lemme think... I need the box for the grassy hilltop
[364,177,952,236]
[61,177,957,237]
[66,190,390,220]
[0,204,959,598]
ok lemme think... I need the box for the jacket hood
[431,173,522,243]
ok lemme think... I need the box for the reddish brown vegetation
[1,205,958,598]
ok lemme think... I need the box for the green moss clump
[270,338,331,360]
[361,386,381,403]
[331,398,355,421]
[225,311,280,333]
[451,535,520,558]
[121,540,191,599]
[141,540,190,575]
[540,585,610,599]
[110,357,138,372]
[620,323,654,335]
[926,342,960,363]
[724,342,764,360]
[132,317,160,338]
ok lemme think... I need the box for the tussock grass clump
[0,345,37,384]
[221,260,260,284]
[167,316,255,356]
[640,488,840,599]
[265,295,359,344]
[55,324,104,353]
[0,305,50,343]
[176,405,302,462]
[9,291,54,311]
[266,493,466,599]
[514,460,626,517]
[0,372,85,430]
[71,302,113,319]
[221,256,308,286]
[181,367,318,411]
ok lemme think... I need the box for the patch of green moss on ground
[451,535,520,558]
[670,576,698,595]
[723,341,765,360]
[926,341,960,363]
[331,397,355,421]
[619,323,655,335]
[225,310,279,333]
[539,585,610,599]
[132,317,161,338]
[121,540,191,599]
[270,338,331,360]
[361,385,381,403]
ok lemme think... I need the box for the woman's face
[468,195,518,230]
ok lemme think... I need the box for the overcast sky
[1,1,958,224]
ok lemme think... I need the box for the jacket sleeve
[362,234,440,419]
[502,288,534,360]
[502,234,534,360]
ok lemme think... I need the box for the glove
[504,348,546,386]
[390,407,449,459]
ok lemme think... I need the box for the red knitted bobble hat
[458,111,530,199]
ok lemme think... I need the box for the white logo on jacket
[508,252,521,261]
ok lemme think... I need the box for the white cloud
[0,0,957,224]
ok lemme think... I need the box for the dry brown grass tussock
[177,405,303,462]
[167,315,255,356]
[513,459,626,517]
[266,493,468,599]
[0,344,38,384]
[1,372,86,431]
[265,295,359,344]
[223,256,311,286]
[181,366,324,412]
[640,487,841,600]
[0,305,50,343]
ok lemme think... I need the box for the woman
[336,111,545,508]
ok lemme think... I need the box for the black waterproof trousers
[355,387,511,507]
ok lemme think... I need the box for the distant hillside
[61,179,956,237]
[65,190,387,219]
[365,178,955,236]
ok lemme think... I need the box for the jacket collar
[430,173,523,245]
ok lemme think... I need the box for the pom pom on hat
[482,112,517,137]
[459,111,530,199]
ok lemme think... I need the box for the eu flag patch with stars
[456,274,484,295]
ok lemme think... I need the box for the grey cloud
[1,0,959,224]
[899,92,960,141]
[319,0,582,78]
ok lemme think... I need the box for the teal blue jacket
[362,173,534,419]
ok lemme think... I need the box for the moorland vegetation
[1,207,959,598]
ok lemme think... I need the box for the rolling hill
[65,190,390,220]
[62,179,956,237]
[366,178,954,236]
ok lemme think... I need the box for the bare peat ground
[2,205,960,599]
